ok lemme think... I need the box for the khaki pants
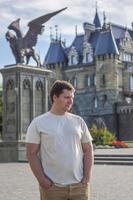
[40,183,90,200]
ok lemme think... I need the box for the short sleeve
[25,118,40,144]
[80,118,93,143]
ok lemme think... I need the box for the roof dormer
[83,42,93,63]
[68,46,79,66]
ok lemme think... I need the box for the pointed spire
[102,11,107,30]
[59,32,61,41]
[75,25,77,36]
[108,22,112,30]
[62,38,66,48]
[93,2,101,28]
[96,1,98,12]
[55,25,58,41]
[49,26,53,41]
[103,11,106,24]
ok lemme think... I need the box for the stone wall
[0,141,27,162]
[117,103,133,140]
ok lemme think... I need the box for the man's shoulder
[67,112,83,121]
[33,112,50,122]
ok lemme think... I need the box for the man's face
[53,89,74,112]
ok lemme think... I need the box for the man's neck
[50,107,67,116]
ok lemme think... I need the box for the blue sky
[1,0,133,69]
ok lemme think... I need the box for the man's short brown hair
[50,80,75,103]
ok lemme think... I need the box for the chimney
[83,22,95,42]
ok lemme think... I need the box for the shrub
[90,125,116,146]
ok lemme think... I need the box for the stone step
[95,157,133,161]
[94,154,133,165]
[94,160,133,165]
[95,154,133,157]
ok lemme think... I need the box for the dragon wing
[23,7,67,48]
[8,18,23,38]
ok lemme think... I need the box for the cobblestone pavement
[0,163,133,200]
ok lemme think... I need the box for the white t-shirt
[26,111,92,185]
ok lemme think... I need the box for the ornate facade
[44,9,133,140]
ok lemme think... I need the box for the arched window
[6,79,14,90]
[36,80,43,90]
[23,79,30,89]
[22,79,31,134]
[35,80,43,117]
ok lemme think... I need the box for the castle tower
[95,27,120,131]
[44,38,67,81]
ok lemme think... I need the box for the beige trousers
[40,182,90,200]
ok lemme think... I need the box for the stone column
[0,64,53,161]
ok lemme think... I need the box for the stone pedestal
[0,64,53,161]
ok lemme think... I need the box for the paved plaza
[0,149,133,200]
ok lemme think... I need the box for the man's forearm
[82,143,94,183]
[27,152,53,189]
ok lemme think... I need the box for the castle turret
[93,8,101,28]
[44,39,67,80]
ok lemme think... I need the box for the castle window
[87,76,91,86]
[68,46,78,66]
[83,42,93,64]
[86,52,93,63]
[94,97,98,108]
[130,74,133,91]
[71,77,77,88]
[102,94,107,107]
[91,74,96,86]
[86,53,89,63]
[123,52,132,62]
[102,74,106,85]
[71,55,74,65]
[94,75,96,85]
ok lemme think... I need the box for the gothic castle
[44,9,133,140]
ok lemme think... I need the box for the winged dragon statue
[6,7,67,67]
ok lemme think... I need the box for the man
[26,80,94,200]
